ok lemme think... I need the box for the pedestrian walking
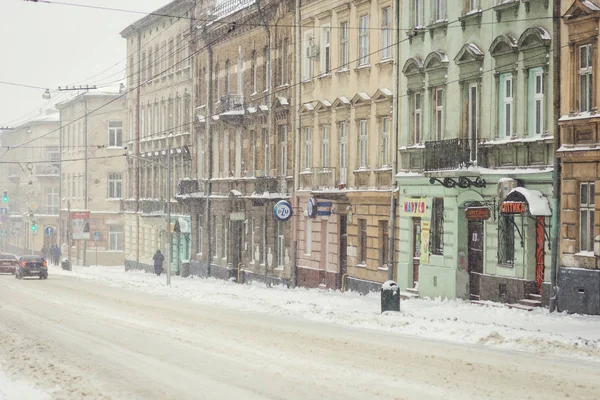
[52,244,61,266]
[153,249,164,276]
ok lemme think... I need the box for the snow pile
[0,367,50,400]
[51,265,600,362]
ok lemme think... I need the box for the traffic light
[2,190,7,202]
[31,219,36,231]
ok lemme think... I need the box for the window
[339,122,348,184]
[321,25,331,74]
[223,131,230,177]
[380,117,389,166]
[379,220,389,268]
[340,22,349,70]
[215,63,220,100]
[434,88,444,141]
[237,52,243,94]
[381,7,391,60]
[467,83,478,162]
[413,0,424,27]
[108,121,123,147]
[196,216,203,255]
[304,31,313,80]
[168,39,175,71]
[359,15,369,66]
[579,44,593,112]
[211,215,217,257]
[108,173,122,199]
[108,226,123,251]
[225,60,231,94]
[175,97,181,133]
[251,51,257,93]
[498,215,515,265]
[221,216,228,259]
[321,125,330,169]
[46,187,59,215]
[141,51,146,81]
[147,48,153,79]
[281,38,289,85]
[251,218,256,262]
[280,125,288,176]
[358,219,367,265]
[304,127,312,170]
[413,92,422,144]
[434,0,447,22]
[263,128,270,174]
[183,96,191,131]
[251,130,256,176]
[499,74,513,137]
[580,182,595,252]
[469,0,479,11]
[531,69,544,135]
[430,198,444,255]
[168,98,174,132]
[140,106,145,138]
[359,119,368,168]
[264,46,270,91]
[305,217,312,255]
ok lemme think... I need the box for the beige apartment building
[56,91,127,266]
[120,0,196,273]
[0,111,60,256]
[295,0,398,292]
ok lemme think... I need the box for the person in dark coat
[52,245,61,266]
[153,249,165,276]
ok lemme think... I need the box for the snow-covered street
[0,267,599,399]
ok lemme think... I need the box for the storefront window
[430,198,444,255]
[498,215,515,265]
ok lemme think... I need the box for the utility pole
[67,201,72,265]
[166,140,172,286]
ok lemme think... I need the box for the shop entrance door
[412,218,421,288]
[468,221,484,299]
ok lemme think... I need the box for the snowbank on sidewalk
[51,265,600,362]
[0,367,50,400]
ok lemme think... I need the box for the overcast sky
[0,0,169,127]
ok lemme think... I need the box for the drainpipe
[135,30,142,269]
[205,39,213,277]
[292,0,301,287]
[257,0,271,285]
[388,0,401,282]
[549,0,561,312]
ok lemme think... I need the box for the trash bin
[381,280,400,313]
[61,258,71,271]
[181,261,190,278]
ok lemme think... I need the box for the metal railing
[311,167,337,189]
[255,176,279,194]
[424,138,476,171]
[220,93,244,114]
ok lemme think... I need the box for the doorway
[338,215,347,290]
[412,218,421,288]
[468,220,484,299]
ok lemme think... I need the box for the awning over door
[501,187,551,216]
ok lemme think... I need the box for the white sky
[0,0,169,128]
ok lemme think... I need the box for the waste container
[381,280,400,313]
[181,261,190,278]
[61,258,71,271]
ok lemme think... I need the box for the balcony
[177,178,206,196]
[120,199,138,212]
[219,94,244,117]
[255,176,279,194]
[139,199,165,215]
[35,163,60,177]
[424,139,477,172]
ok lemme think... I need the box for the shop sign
[71,211,90,240]
[501,201,527,215]
[273,200,293,222]
[401,198,426,217]
[307,198,317,218]
[465,207,490,221]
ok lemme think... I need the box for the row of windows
[129,33,190,87]
[61,121,123,150]
[304,7,392,80]
[136,96,192,139]
[61,173,122,200]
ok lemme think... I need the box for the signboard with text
[500,201,527,215]
[465,207,491,221]
[401,198,427,217]
[72,211,90,240]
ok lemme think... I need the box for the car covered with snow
[16,255,48,280]
[0,253,18,274]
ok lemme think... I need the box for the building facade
[120,0,196,273]
[294,0,398,292]
[178,0,296,284]
[396,0,555,304]
[0,111,60,256]
[56,91,127,266]
[557,0,600,314]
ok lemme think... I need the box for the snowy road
[0,274,599,400]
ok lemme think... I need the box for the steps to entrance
[401,287,419,300]
[518,298,542,308]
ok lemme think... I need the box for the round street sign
[273,200,293,222]
[44,226,54,236]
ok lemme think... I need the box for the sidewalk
[51,264,600,363]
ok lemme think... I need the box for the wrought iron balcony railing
[35,163,60,176]
[255,176,279,194]
[139,199,165,215]
[219,93,244,115]
[424,138,477,171]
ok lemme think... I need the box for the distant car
[16,255,48,280]
[0,253,18,274]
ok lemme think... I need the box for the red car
[0,253,18,274]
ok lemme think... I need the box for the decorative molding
[429,176,486,189]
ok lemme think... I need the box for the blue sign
[273,200,293,222]
[44,226,54,236]
[94,231,101,241]
[307,198,317,218]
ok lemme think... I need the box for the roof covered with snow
[505,187,552,216]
